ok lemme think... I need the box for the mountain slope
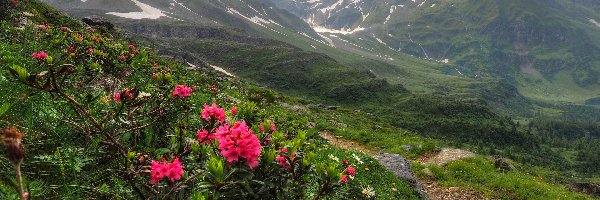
[273,0,600,105]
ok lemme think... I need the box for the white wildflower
[361,185,375,198]
[137,92,151,98]
[352,153,364,164]
[328,154,340,162]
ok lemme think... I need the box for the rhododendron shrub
[215,121,261,168]
[2,5,356,199]
[201,103,226,123]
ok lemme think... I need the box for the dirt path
[319,131,487,200]
[318,131,377,155]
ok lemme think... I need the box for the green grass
[413,157,594,200]
[312,107,439,159]
[313,147,421,200]
[517,70,600,104]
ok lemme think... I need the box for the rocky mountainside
[273,0,600,105]
[41,0,319,38]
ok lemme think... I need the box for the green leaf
[9,65,27,80]
[0,103,10,116]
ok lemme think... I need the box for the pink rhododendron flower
[201,104,226,123]
[114,88,134,102]
[150,157,184,184]
[172,85,192,98]
[152,73,158,79]
[119,55,126,61]
[196,130,215,144]
[275,156,291,169]
[270,121,276,132]
[167,158,184,182]
[260,124,265,132]
[32,51,47,61]
[129,44,135,50]
[209,85,218,92]
[216,121,262,169]
[114,93,121,102]
[87,48,94,54]
[340,175,348,183]
[134,49,139,54]
[60,26,68,32]
[150,160,164,184]
[230,106,237,115]
[344,166,356,176]
[281,148,288,153]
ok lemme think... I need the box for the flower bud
[1,127,25,165]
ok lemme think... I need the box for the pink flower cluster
[340,166,356,183]
[344,166,356,176]
[172,85,192,98]
[230,106,237,115]
[31,51,47,61]
[276,148,296,169]
[216,121,262,169]
[196,130,215,144]
[150,157,184,184]
[275,156,290,169]
[201,104,226,123]
[114,88,134,102]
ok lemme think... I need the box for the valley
[1,0,600,199]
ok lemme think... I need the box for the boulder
[375,153,430,200]
[494,157,514,172]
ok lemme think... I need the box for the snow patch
[188,62,235,77]
[226,8,287,36]
[384,5,397,24]
[590,19,600,28]
[320,0,344,13]
[107,0,165,20]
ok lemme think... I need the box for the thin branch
[162,172,202,199]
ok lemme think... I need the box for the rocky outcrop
[82,15,114,30]
[428,148,475,166]
[493,156,514,172]
[375,153,429,200]
[567,182,600,197]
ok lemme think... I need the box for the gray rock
[375,153,429,200]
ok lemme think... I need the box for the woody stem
[15,162,25,199]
